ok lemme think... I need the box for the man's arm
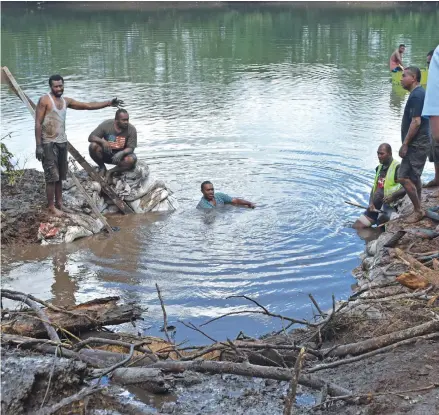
[66,97,124,110]
[34,96,47,161]
[231,198,256,209]
[111,126,137,163]
[88,123,112,154]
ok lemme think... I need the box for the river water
[1,4,437,343]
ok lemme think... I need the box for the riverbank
[3,1,438,13]
[2,190,439,414]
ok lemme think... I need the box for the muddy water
[1,5,437,342]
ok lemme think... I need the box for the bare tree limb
[307,332,439,373]
[1,291,60,342]
[36,385,103,415]
[284,347,306,415]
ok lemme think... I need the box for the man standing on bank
[35,74,124,217]
[399,66,430,223]
[88,109,137,183]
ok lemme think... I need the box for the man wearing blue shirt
[197,181,255,209]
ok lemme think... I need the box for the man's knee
[89,142,101,155]
[122,154,137,168]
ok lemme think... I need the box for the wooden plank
[1,66,134,214]
[67,166,114,233]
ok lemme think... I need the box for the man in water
[423,46,439,189]
[398,66,430,223]
[353,144,405,229]
[35,74,123,217]
[88,108,137,182]
[197,181,255,209]
[389,44,405,72]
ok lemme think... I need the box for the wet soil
[1,170,49,246]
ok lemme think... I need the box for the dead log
[1,334,157,368]
[148,360,352,397]
[1,295,141,338]
[393,248,439,286]
[321,320,439,358]
[0,291,60,342]
[93,367,171,394]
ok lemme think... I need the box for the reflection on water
[1,5,437,342]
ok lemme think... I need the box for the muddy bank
[1,162,177,246]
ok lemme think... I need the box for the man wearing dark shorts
[35,74,123,216]
[398,66,430,223]
[88,109,137,182]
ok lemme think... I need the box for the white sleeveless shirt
[41,93,67,144]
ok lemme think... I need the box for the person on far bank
[389,44,405,72]
[35,74,124,217]
[398,66,430,223]
[88,108,137,183]
[197,181,255,209]
[422,46,439,190]
[353,143,405,229]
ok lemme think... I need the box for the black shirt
[401,86,430,148]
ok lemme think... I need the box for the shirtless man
[389,44,405,72]
[35,74,123,216]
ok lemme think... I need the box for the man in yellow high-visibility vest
[354,144,406,229]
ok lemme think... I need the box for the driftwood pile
[1,260,439,415]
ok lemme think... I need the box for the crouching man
[353,143,406,229]
[88,109,137,182]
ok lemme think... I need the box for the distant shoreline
[2,1,438,13]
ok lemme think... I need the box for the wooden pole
[1,66,134,214]
[67,164,114,233]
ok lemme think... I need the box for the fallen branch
[307,332,439,373]
[1,291,60,342]
[1,295,141,338]
[155,283,181,358]
[284,347,306,415]
[36,385,103,415]
[313,383,439,410]
[321,320,439,358]
[148,360,352,397]
[393,248,439,285]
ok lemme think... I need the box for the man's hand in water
[35,145,44,161]
[110,97,124,107]
[111,151,125,164]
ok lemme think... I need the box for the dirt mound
[1,169,48,246]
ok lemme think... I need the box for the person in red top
[88,109,137,182]
[389,44,405,72]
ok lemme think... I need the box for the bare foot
[56,204,74,214]
[423,179,439,188]
[405,210,425,224]
[48,206,65,217]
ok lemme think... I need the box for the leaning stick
[344,201,383,213]
[67,165,114,234]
